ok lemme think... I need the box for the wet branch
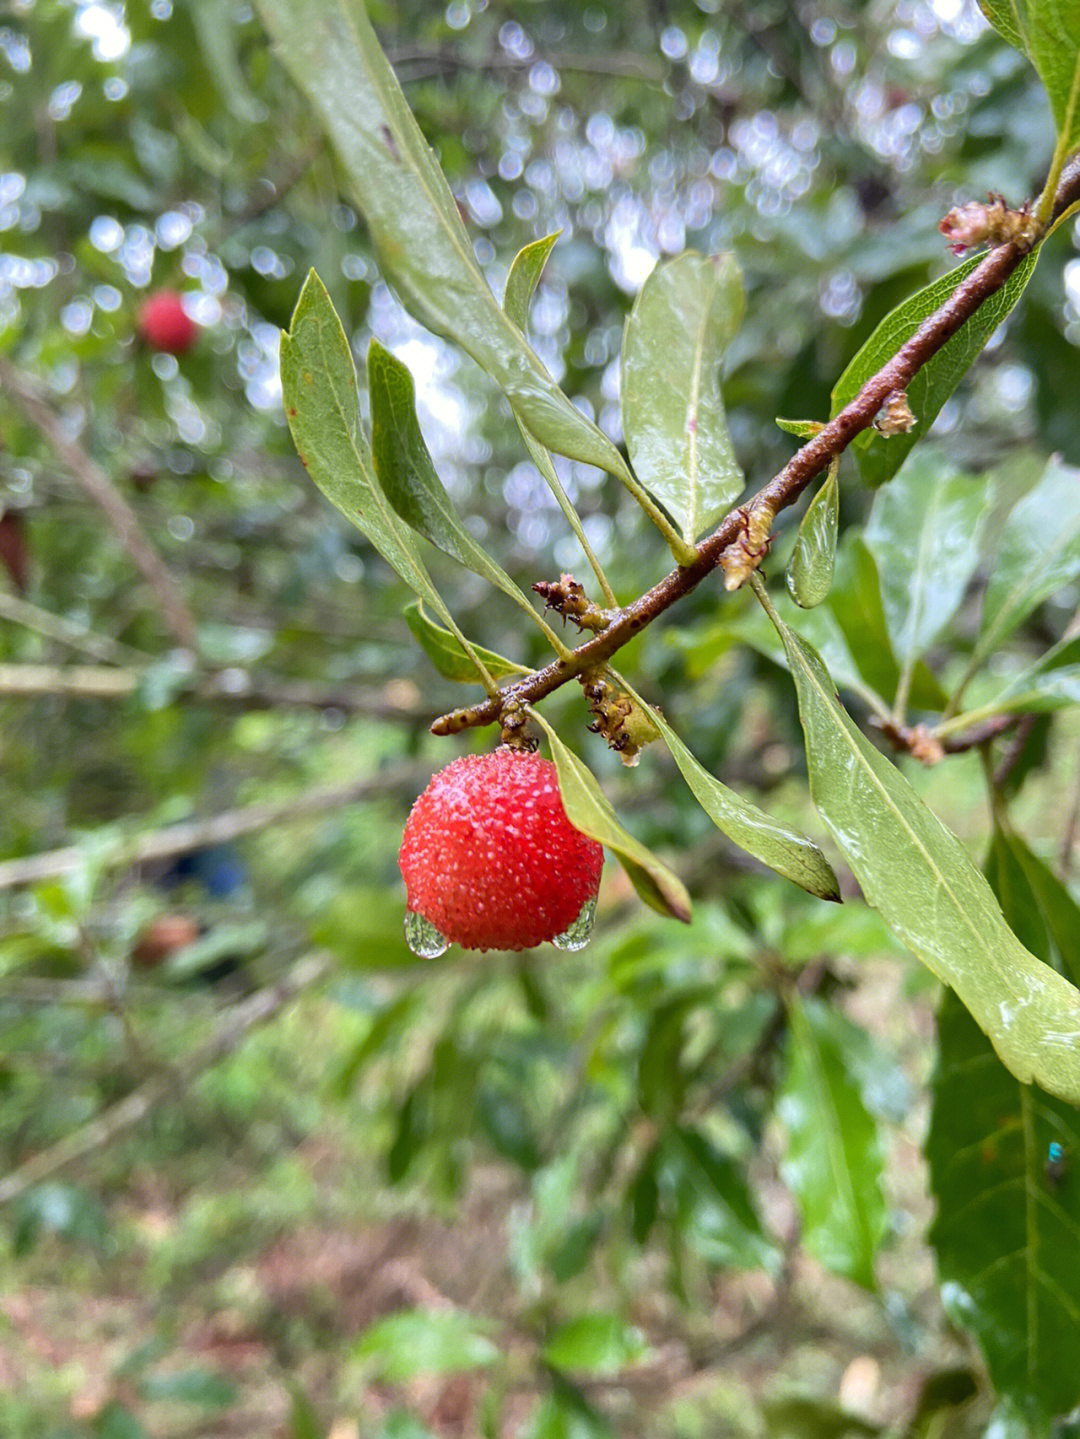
[432,154,1080,738]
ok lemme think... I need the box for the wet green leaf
[619,678,840,900]
[354,1308,499,1381]
[973,456,1080,668]
[978,1,1080,151]
[989,824,1080,985]
[256,0,629,479]
[541,1313,649,1375]
[986,633,1080,714]
[280,273,453,624]
[404,601,528,683]
[831,251,1039,486]
[664,1125,780,1273]
[368,338,537,615]
[864,449,986,664]
[775,416,824,439]
[622,252,745,542]
[529,711,692,923]
[505,232,561,332]
[787,466,839,608]
[766,600,1080,1104]
[778,995,886,1288]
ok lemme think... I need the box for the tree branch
[0,762,421,891]
[0,952,334,1206]
[0,357,198,651]
[432,153,1080,738]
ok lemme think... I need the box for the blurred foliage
[3,1,1080,1436]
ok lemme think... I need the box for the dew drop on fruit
[404,910,450,958]
[551,894,597,952]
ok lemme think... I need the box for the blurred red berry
[137,290,199,355]
[132,913,201,967]
[399,749,604,952]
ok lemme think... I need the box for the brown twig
[431,153,1080,738]
[0,356,198,650]
[0,952,334,1206]
[0,762,420,891]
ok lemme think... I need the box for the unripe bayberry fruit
[137,290,199,355]
[399,749,604,952]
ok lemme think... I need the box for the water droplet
[404,910,450,958]
[551,894,597,952]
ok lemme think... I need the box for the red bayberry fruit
[399,749,604,953]
[137,290,199,355]
[132,913,202,968]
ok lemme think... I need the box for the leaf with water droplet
[786,466,839,609]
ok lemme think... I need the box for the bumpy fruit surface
[137,290,199,355]
[399,749,604,952]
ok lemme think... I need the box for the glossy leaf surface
[256,0,630,479]
[620,678,841,900]
[974,456,1080,666]
[529,710,692,923]
[621,252,745,542]
[367,338,536,614]
[403,601,527,683]
[504,232,561,332]
[978,1,1080,151]
[280,273,452,623]
[831,251,1038,486]
[787,466,839,608]
[767,602,1080,1104]
[778,996,886,1289]
[864,449,986,664]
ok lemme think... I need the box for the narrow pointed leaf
[975,634,1080,716]
[787,467,839,609]
[776,417,824,439]
[280,273,454,624]
[255,0,629,480]
[928,827,1080,1428]
[505,233,561,332]
[830,251,1039,487]
[368,339,536,613]
[619,677,840,901]
[974,456,1080,666]
[864,449,986,663]
[529,710,692,923]
[666,1124,780,1273]
[778,995,887,1289]
[765,601,1080,1104]
[977,1,1080,152]
[622,252,745,542]
[995,824,1080,984]
[403,601,528,683]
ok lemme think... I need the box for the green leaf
[404,601,528,683]
[287,1380,325,1439]
[863,448,987,664]
[973,456,1080,668]
[775,417,824,439]
[929,998,1080,1428]
[541,1314,649,1375]
[777,995,887,1288]
[759,1395,882,1439]
[255,0,629,480]
[528,710,692,923]
[664,1124,780,1273]
[139,1370,237,1407]
[986,632,1080,714]
[618,679,841,901]
[786,466,839,609]
[368,338,537,618]
[354,1309,499,1381]
[989,823,1080,985]
[280,273,454,625]
[764,597,1080,1104]
[505,232,561,332]
[621,252,745,542]
[978,1,1080,152]
[830,251,1039,487]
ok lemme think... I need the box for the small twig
[431,153,1080,738]
[0,356,198,650]
[386,44,665,85]
[0,661,432,720]
[0,762,420,891]
[0,591,148,665]
[0,952,334,1206]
